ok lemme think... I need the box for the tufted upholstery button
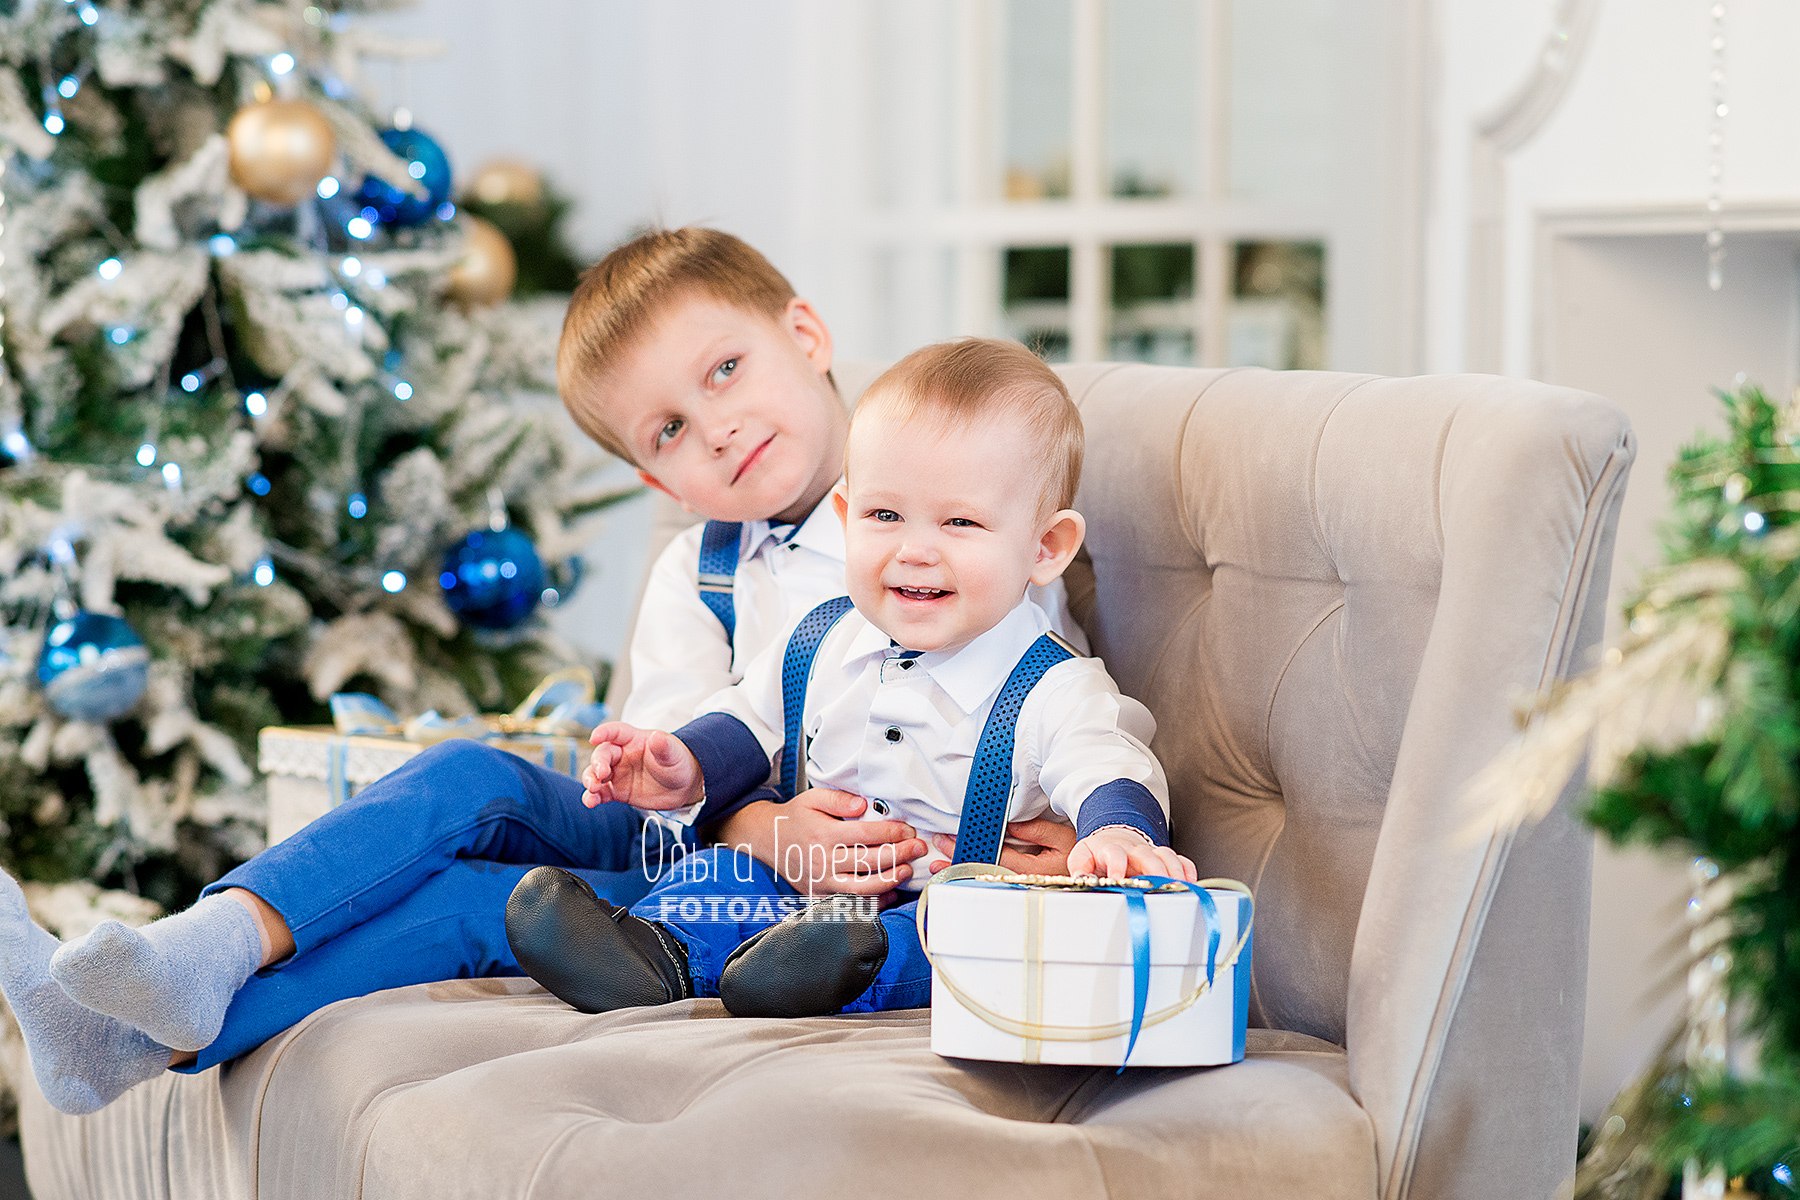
[884,726,902,743]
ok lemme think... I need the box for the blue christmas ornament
[355,127,453,227]
[37,611,151,722]
[439,527,545,630]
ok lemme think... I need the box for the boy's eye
[946,517,979,528]
[870,509,901,523]
[710,358,738,385]
[654,417,684,450]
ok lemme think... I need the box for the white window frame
[844,0,1336,367]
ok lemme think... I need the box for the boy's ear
[1030,510,1086,587]
[783,298,833,375]
[637,469,695,514]
[830,483,849,526]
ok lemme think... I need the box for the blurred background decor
[457,158,582,300]
[0,0,632,918]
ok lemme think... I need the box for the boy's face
[832,405,1084,653]
[590,294,845,524]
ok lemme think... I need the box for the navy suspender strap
[696,520,742,644]
[777,596,856,799]
[949,632,1078,866]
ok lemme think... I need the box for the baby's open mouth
[892,587,951,602]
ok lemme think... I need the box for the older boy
[0,231,1080,1114]
[508,339,1193,1020]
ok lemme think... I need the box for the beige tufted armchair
[18,364,1632,1200]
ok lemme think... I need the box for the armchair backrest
[1062,364,1631,1200]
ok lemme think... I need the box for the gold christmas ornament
[226,99,335,205]
[468,158,545,209]
[446,214,517,306]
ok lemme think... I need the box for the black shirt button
[870,798,890,816]
[899,659,914,669]
[884,726,902,743]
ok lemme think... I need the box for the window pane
[1227,241,1326,369]
[1108,243,1196,365]
[1105,0,1200,198]
[1227,0,1345,202]
[1001,0,1074,200]
[1003,246,1071,360]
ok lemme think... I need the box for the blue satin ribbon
[953,874,1223,1071]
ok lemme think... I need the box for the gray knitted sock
[0,870,169,1115]
[50,892,264,1053]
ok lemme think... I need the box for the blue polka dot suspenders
[948,634,1074,865]
[776,597,1077,862]
[695,520,743,644]
[778,596,856,798]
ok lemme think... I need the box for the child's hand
[1067,827,1198,882]
[771,789,926,895]
[582,722,703,812]
[925,817,1079,878]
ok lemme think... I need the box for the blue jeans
[180,739,692,1070]
[631,846,932,1013]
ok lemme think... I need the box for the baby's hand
[582,722,703,812]
[1067,827,1198,882]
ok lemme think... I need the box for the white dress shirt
[618,491,1088,732]
[685,597,1167,888]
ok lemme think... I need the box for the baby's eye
[710,358,738,385]
[654,417,684,450]
[870,509,902,523]
[946,517,979,528]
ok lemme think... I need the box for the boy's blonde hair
[854,338,1083,513]
[557,227,798,461]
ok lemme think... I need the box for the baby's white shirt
[680,597,1167,887]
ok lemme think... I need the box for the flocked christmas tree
[0,0,623,910]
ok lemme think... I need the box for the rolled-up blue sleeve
[1074,779,1170,845]
[674,712,772,825]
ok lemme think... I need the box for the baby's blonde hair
[853,338,1083,513]
[557,227,798,461]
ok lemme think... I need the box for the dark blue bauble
[37,611,150,722]
[439,527,545,630]
[355,127,454,227]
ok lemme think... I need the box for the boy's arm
[1030,663,1197,880]
[615,527,739,732]
[706,788,924,895]
[1031,661,1172,847]
[650,629,789,829]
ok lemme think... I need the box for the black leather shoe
[505,866,691,1013]
[717,893,888,1018]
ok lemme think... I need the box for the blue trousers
[180,739,692,1070]
[631,847,932,1013]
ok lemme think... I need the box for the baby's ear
[831,483,850,525]
[1031,510,1086,586]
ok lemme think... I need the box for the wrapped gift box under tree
[258,669,599,844]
